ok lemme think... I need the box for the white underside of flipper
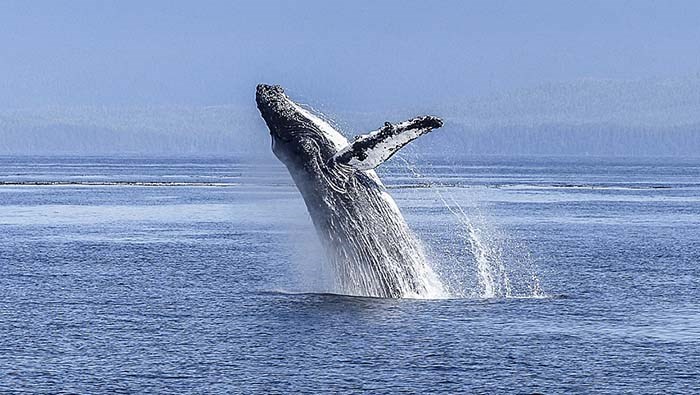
[332,116,443,171]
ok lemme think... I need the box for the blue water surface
[1,156,699,393]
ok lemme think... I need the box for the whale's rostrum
[256,84,445,298]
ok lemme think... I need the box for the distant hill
[447,77,700,129]
[1,77,699,157]
[428,77,700,157]
[0,104,268,156]
[423,122,700,157]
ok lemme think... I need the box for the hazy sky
[2,0,700,110]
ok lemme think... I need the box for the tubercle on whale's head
[255,84,291,139]
[255,83,345,170]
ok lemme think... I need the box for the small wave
[0,181,238,187]
[480,293,566,300]
[498,183,674,190]
[261,289,562,301]
[388,183,436,189]
[263,288,449,300]
[261,289,392,300]
[387,182,680,190]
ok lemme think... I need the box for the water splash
[283,157,447,299]
[321,168,448,299]
[397,156,545,299]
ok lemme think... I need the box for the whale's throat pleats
[314,169,445,298]
[256,83,445,298]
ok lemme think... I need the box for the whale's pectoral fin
[331,116,443,170]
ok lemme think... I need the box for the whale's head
[256,84,347,172]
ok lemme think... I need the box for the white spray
[396,156,545,299]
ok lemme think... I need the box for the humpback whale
[256,84,445,298]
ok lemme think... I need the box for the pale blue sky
[2,0,700,110]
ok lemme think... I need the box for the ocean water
[1,155,699,393]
